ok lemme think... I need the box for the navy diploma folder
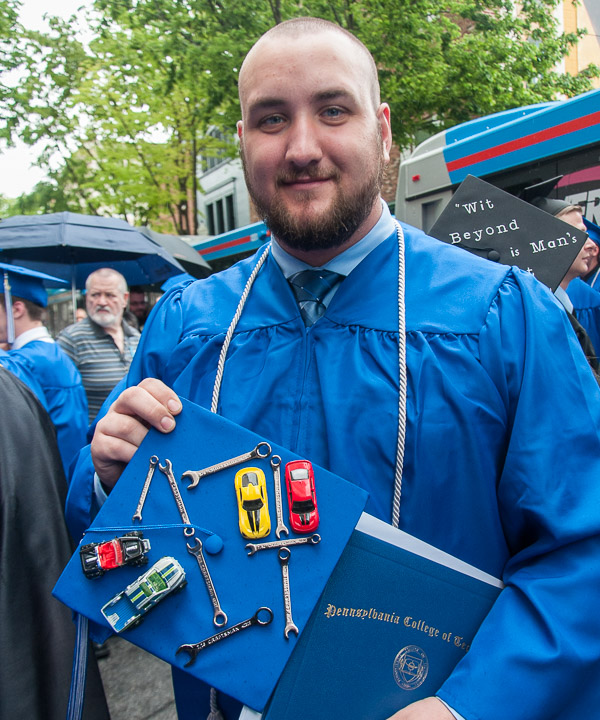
[262,514,503,720]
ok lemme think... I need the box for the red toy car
[80,532,151,578]
[285,460,319,533]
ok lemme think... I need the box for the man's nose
[284,115,323,168]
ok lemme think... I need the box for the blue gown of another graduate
[567,277,600,353]
[67,223,600,720]
[1,341,88,476]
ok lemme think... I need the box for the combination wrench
[278,547,298,639]
[132,455,158,523]
[245,533,321,556]
[186,537,227,627]
[176,607,273,666]
[182,442,272,489]
[158,458,195,537]
[271,455,289,538]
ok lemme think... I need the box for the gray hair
[85,268,128,295]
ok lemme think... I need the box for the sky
[0,0,90,198]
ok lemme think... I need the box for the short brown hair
[0,294,45,321]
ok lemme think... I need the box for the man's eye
[261,115,285,127]
[323,107,344,119]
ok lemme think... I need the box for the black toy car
[80,532,151,578]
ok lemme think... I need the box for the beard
[89,307,119,328]
[241,132,385,253]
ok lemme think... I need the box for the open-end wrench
[132,455,158,523]
[278,547,298,639]
[245,533,321,556]
[186,537,227,627]
[158,458,195,537]
[182,442,272,489]
[271,455,289,538]
[176,607,273,667]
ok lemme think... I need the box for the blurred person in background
[0,263,88,474]
[127,285,150,330]
[58,268,140,423]
[530,198,600,379]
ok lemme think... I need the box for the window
[206,192,236,235]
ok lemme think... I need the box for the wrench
[132,455,158,523]
[158,458,195,537]
[245,533,321,556]
[176,607,273,667]
[182,442,272,489]
[278,547,298,639]
[186,537,227,627]
[271,455,289,538]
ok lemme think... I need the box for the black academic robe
[0,367,109,720]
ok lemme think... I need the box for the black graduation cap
[429,175,588,291]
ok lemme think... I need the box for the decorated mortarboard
[429,175,588,291]
[0,261,66,307]
[53,398,367,712]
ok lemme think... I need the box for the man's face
[237,30,391,255]
[129,292,148,321]
[560,209,599,283]
[86,275,128,329]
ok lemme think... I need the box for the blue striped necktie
[288,269,343,326]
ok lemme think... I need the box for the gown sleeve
[438,270,600,719]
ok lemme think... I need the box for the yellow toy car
[234,466,271,539]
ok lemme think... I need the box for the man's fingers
[91,378,182,488]
[94,413,151,456]
[111,379,182,432]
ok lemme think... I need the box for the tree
[2,0,597,223]
[303,0,598,148]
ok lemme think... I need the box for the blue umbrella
[0,212,186,318]
[0,212,186,285]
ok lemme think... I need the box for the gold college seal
[393,645,429,690]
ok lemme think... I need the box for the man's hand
[387,697,455,720]
[91,378,182,489]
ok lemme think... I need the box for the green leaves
[2,0,597,225]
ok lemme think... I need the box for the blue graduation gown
[567,277,600,354]
[0,349,49,411]
[1,341,88,476]
[67,224,600,719]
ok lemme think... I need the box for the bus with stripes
[395,88,600,233]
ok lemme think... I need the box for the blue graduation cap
[0,262,67,307]
[1,262,67,344]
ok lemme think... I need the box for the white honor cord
[210,244,271,414]
[210,222,407,528]
[391,220,407,528]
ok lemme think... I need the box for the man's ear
[11,300,26,320]
[237,120,243,140]
[377,103,392,164]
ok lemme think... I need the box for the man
[0,366,109,720]
[564,216,600,352]
[127,285,150,330]
[0,263,88,475]
[58,267,140,423]
[531,197,600,376]
[68,18,600,720]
